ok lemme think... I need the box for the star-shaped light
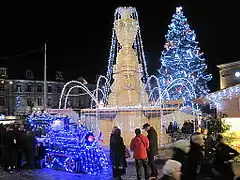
[176,6,182,13]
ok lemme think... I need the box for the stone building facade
[0,67,95,115]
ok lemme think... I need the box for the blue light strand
[157,6,212,108]
[28,114,110,174]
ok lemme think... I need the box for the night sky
[0,1,239,92]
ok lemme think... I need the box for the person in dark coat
[15,124,26,169]
[143,123,158,178]
[212,134,239,180]
[110,126,118,162]
[0,124,6,167]
[3,124,17,173]
[25,130,37,169]
[167,122,173,135]
[204,132,215,160]
[187,132,205,180]
[172,139,191,180]
[110,128,126,180]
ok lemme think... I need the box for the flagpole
[43,41,47,110]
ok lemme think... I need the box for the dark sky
[0,1,239,92]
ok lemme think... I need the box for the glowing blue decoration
[28,114,110,174]
[157,6,212,108]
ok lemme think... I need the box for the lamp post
[43,41,47,110]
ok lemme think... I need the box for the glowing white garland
[155,78,196,106]
[59,81,96,109]
[96,75,110,104]
[135,10,149,82]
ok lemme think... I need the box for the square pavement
[0,163,163,180]
[1,163,239,180]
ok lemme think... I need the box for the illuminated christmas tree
[158,6,212,108]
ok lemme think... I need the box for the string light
[59,80,98,109]
[157,6,212,110]
[206,84,240,109]
[28,114,109,174]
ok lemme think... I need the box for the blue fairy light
[27,114,109,174]
[157,6,212,109]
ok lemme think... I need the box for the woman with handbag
[110,128,127,180]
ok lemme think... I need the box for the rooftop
[217,61,240,69]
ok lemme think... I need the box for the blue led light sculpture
[28,114,109,174]
[157,6,212,108]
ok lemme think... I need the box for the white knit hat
[162,160,182,177]
[173,139,190,153]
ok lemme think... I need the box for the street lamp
[235,72,240,78]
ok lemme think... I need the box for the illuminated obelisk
[105,7,149,146]
[108,7,148,107]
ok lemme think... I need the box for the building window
[47,97,52,107]
[37,97,42,106]
[27,98,32,106]
[25,69,34,79]
[48,85,52,93]
[0,84,4,91]
[0,68,7,78]
[37,84,43,92]
[56,71,64,81]
[27,84,32,92]
[57,85,62,93]
[79,100,82,108]
[0,96,4,106]
[16,84,22,92]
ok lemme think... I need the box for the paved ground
[0,162,163,180]
[0,163,239,180]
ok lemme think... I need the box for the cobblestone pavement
[0,163,239,180]
[0,162,163,180]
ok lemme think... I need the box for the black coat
[147,127,158,156]
[3,130,16,149]
[188,142,204,180]
[14,130,25,150]
[213,142,239,179]
[110,134,126,168]
[172,148,190,180]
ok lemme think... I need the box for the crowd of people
[110,123,158,180]
[0,120,239,180]
[0,122,45,173]
[167,120,195,136]
[110,122,240,180]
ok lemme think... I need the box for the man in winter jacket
[143,123,158,178]
[188,132,205,180]
[130,128,150,180]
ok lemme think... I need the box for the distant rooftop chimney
[25,69,34,80]
[56,71,64,81]
[0,67,8,79]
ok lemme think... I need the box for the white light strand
[64,85,102,109]
[206,85,240,108]
[135,10,149,83]
[96,75,110,104]
[59,81,97,109]
[106,10,118,96]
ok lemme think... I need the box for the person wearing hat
[142,123,158,178]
